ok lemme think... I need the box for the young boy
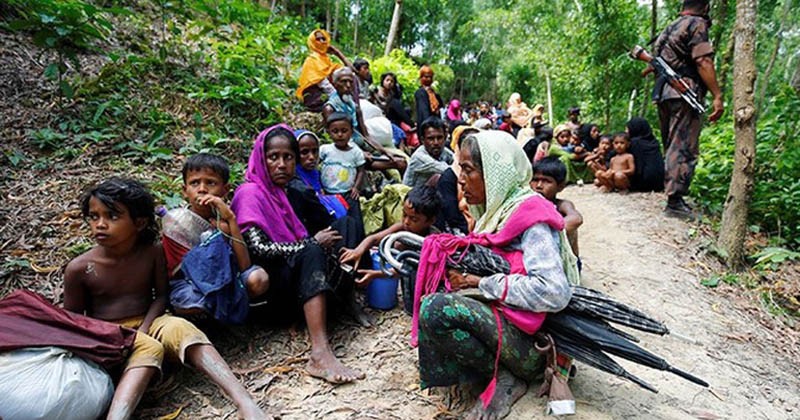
[163,153,270,320]
[531,157,584,260]
[320,112,367,200]
[595,132,635,193]
[64,178,266,420]
[585,134,613,173]
[339,186,441,284]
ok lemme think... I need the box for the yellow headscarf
[295,30,342,99]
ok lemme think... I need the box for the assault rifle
[629,45,706,114]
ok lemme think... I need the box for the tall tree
[718,0,758,269]
[385,0,402,56]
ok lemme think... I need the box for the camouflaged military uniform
[652,14,714,198]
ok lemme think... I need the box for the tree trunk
[792,55,800,93]
[756,0,792,112]
[718,0,758,270]
[325,0,331,32]
[545,69,553,125]
[641,0,658,115]
[385,0,402,56]
[353,0,360,51]
[332,0,340,41]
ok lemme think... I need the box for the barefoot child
[339,186,441,285]
[163,153,270,320]
[531,157,584,263]
[320,112,366,200]
[585,134,613,174]
[595,133,635,192]
[64,178,266,420]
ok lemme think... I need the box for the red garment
[498,122,513,133]
[0,290,136,369]
[410,195,565,408]
[163,235,190,278]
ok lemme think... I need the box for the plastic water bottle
[156,207,213,249]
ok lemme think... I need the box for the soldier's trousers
[658,99,703,197]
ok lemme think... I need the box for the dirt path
[140,187,800,419]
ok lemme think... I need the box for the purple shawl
[231,124,308,242]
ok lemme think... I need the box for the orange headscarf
[295,30,342,99]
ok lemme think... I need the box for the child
[64,178,266,420]
[595,132,635,193]
[585,134,613,174]
[339,186,441,284]
[320,112,366,200]
[163,153,270,320]
[531,157,583,261]
[570,133,589,160]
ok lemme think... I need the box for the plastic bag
[0,346,114,420]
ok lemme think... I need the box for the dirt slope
[135,186,799,419]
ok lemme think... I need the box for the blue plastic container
[366,250,398,310]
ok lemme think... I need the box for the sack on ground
[0,346,114,420]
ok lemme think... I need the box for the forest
[2,1,800,418]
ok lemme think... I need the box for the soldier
[650,0,724,218]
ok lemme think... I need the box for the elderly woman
[414,131,576,419]
[231,124,364,384]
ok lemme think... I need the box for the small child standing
[64,178,265,420]
[531,157,584,262]
[320,112,366,200]
[595,132,635,193]
[163,153,270,321]
[339,186,441,285]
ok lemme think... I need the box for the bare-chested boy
[595,132,635,193]
[64,178,267,420]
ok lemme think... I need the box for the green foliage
[693,85,800,249]
[752,247,800,271]
[5,0,124,99]
[370,49,421,103]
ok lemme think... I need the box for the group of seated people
[1,29,667,420]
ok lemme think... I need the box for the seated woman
[231,124,364,384]
[415,130,575,419]
[626,117,665,193]
[296,29,350,112]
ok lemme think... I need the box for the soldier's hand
[708,96,724,123]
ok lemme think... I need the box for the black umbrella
[568,286,669,335]
[545,312,708,388]
[542,330,658,393]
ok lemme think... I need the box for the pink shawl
[231,124,308,242]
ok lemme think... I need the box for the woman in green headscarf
[414,130,577,419]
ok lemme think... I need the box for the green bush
[692,84,800,249]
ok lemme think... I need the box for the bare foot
[464,370,527,420]
[598,185,611,193]
[306,349,365,384]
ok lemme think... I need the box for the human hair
[264,127,299,159]
[380,72,396,84]
[182,153,230,184]
[326,111,353,128]
[460,135,483,173]
[532,156,567,185]
[81,178,157,245]
[419,65,433,76]
[683,0,709,11]
[598,134,613,144]
[418,116,446,138]
[405,186,441,219]
[613,132,630,143]
[353,58,369,70]
[457,127,479,147]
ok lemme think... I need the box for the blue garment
[294,129,349,219]
[173,232,249,324]
[391,123,406,147]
